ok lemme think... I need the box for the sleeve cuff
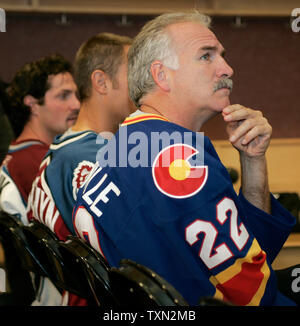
[238,190,296,263]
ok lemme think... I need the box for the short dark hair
[7,54,72,138]
[74,32,132,102]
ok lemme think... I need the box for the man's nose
[70,94,81,111]
[218,57,234,79]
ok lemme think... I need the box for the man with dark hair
[27,33,134,305]
[0,54,80,222]
[0,54,79,306]
[6,54,78,140]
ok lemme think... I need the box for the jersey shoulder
[3,140,49,201]
[50,131,99,159]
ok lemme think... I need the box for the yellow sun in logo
[169,159,191,181]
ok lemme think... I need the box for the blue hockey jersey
[73,112,296,306]
[27,130,106,240]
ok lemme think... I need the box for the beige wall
[212,138,300,196]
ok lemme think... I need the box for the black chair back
[0,213,44,273]
[17,220,100,302]
[57,236,117,306]
[22,221,65,289]
[108,259,189,306]
[0,212,42,304]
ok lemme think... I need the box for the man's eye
[200,53,210,61]
[59,91,71,100]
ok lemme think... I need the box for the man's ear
[91,70,109,95]
[150,61,170,92]
[23,95,39,115]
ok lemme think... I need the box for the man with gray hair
[73,12,296,305]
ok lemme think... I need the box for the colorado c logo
[152,144,208,198]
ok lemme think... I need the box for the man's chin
[213,97,231,112]
[66,118,78,127]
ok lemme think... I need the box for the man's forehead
[167,21,223,52]
[48,72,74,90]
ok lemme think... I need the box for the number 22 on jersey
[185,197,249,269]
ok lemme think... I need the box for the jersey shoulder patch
[72,160,95,200]
[152,143,208,199]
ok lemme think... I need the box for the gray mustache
[213,78,233,92]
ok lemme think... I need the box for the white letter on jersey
[82,173,121,217]
[90,181,121,217]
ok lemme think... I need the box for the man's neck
[16,120,53,145]
[72,98,120,135]
[140,97,217,132]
